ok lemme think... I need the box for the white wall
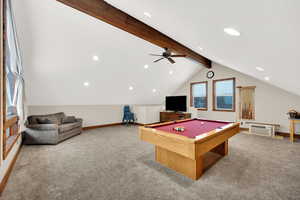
[175,62,300,133]
[28,105,163,127]
[132,105,163,124]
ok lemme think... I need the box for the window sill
[196,108,208,111]
[212,109,235,112]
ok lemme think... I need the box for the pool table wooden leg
[155,146,203,180]
[210,140,228,156]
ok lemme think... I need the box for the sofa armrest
[26,124,58,131]
[75,118,83,125]
[24,125,59,145]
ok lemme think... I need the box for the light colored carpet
[1,126,300,200]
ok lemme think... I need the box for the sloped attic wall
[108,0,300,97]
[174,62,300,132]
[12,0,205,106]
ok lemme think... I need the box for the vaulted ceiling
[12,0,205,105]
[107,0,300,96]
[12,0,300,105]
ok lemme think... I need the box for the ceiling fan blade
[149,54,163,57]
[167,58,176,64]
[170,55,186,57]
[154,58,165,63]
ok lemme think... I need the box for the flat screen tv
[165,96,187,112]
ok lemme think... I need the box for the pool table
[139,118,240,180]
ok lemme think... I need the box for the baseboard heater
[249,124,275,137]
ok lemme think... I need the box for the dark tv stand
[160,111,191,122]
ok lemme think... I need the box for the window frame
[1,0,20,160]
[213,77,236,112]
[190,81,208,111]
[1,0,4,163]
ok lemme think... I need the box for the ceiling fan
[150,48,186,64]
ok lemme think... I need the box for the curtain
[5,0,25,120]
[239,87,255,120]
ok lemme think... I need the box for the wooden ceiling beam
[56,0,211,68]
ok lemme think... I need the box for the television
[165,96,187,112]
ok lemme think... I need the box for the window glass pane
[5,12,17,117]
[215,79,234,110]
[192,83,207,108]
[5,128,10,138]
[6,73,15,104]
[6,64,17,116]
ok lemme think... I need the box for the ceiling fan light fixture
[150,48,186,64]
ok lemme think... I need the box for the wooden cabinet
[160,112,191,122]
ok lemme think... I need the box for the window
[190,81,207,110]
[213,78,235,112]
[1,0,21,160]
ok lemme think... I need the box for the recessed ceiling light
[144,64,149,69]
[264,76,270,81]
[83,81,90,87]
[256,67,265,72]
[129,86,134,91]
[169,70,173,75]
[224,28,240,36]
[152,89,157,93]
[143,12,151,18]
[93,55,99,61]
[198,47,203,51]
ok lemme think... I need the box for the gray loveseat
[24,112,83,145]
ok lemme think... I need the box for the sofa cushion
[53,112,66,124]
[62,116,76,124]
[26,124,58,131]
[28,112,66,125]
[37,118,56,124]
[59,122,81,133]
[33,116,60,125]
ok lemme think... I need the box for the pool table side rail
[194,122,240,144]
[145,118,235,129]
[145,118,194,128]
[139,126,196,159]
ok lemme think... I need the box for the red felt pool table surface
[153,119,231,139]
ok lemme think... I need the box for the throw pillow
[36,118,53,124]
[62,116,76,124]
